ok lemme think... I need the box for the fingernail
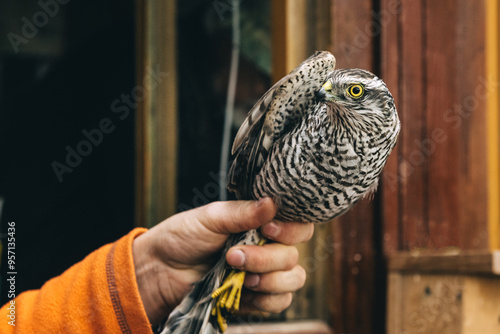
[228,249,246,268]
[262,222,280,239]
[244,273,260,289]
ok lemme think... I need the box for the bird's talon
[211,270,247,331]
[215,303,228,332]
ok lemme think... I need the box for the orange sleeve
[0,228,154,334]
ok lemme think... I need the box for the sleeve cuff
[106,227,153,334]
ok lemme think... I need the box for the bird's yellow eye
[347,84,364,99]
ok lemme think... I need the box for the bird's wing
[228,51,336,199]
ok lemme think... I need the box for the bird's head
[316,68,400,141]
[316,69,396,118]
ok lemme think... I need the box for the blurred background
[1,0,499,333]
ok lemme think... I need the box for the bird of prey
[160,50,400,334]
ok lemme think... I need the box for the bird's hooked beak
[316,80,337,103]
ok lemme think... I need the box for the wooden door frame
[486,0,500,250]
[135,0,178,228]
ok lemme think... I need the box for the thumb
[198,198,277,235]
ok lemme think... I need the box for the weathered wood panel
[387,252,500,334]
[381,0,489,252]
[425,0,461,248]
[399,0,427,249]
[388,250,500,275]
[388,274,464,334]
[456,0,488,249]
[462,276,500,334]
[380,0,401,254]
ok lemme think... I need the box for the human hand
[132,198,314,325]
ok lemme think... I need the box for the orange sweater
[0,228,153,334]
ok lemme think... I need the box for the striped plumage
[159,51,400,334]
[240,66,400,222]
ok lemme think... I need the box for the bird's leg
[212,270,246,311]
[211,238,267,332]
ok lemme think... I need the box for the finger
[199,198,277,235]
[227,243,298,272]
[260,220,314,245]
[239,291,293,314]
[243,265,306,293]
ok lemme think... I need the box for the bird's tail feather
[158,258,225,334]
[158,250,228,334]
[158,232,251,334]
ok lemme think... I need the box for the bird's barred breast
[251,105,386,224]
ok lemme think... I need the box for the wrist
[132,232,171,326]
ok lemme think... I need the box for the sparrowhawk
[160,51,400,334]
